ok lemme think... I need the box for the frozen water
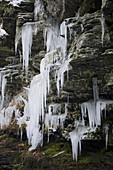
[8,0,24,7]
[100,13,105,47]
[22,21,43,74]
[22,23,33,74]
[60,21,67,57]
[0,28,8,38]
[0,19,8,38]
[44,25,60,53]
[103,124,109,149]
[70,126,96,161]
[34,0,44,20]
[56,59,71,95]
[45,103,68,142]
[81,23,84,32]
[0,95,22,128]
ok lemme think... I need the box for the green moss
[79,152,100,164]
[9,137,17,143]
[105,151,113,157]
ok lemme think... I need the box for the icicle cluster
[0,66,21,128]
[70,126,96,161]
[22,23,33,74]
[16,16,73,150]
[70,78,113,161]
[15,21,43,74]
[45,103,68,142]
[0,94,22,129]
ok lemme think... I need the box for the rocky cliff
[0,0,113,169]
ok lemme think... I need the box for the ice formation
[45,103,68,142]
[81,23,84,32]
[15,17,72,150]
[22,23,33,74]
[0,18,8,38]
[103,124,109,149]
[1,0,112,161]
[8,0,24,7]
[0,28,8,38]
[0,94,23,129]
[0,65,22,128]
[0,70,9,110]
[70,77,113,161]
[100,13,105,47]
[70,126,96,161]
[1,75,7,110]
[60,21,67,57]
[34,0,44,20]
[44,25,60,53]
[21,21,43,74]
[81,78,113,127]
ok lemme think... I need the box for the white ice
[70,126,96,161]
[100,13,105,47]
[22,23,33,74]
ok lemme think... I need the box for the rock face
[44,0,82,22]
[0,0,113,162]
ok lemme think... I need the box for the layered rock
[0,0,113,161]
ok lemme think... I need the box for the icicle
[0,75,7,110]
[43,27,47,49]
[24,63,49,150]
[81,77,113,128]
[70,130,82,161]
[104,124,109,149]
[60,21,67,57]
[45,103,67,140]
[19,50,22,63]
[22,24,33,74]
[76,10,79,20]
[15,19,22,55]
[101,0,106,9]
[100,13,105,47]
[45,26,60,53]
[67,64,69,80]
[56,59,71,94]
[70,125,96,161]
[81,23,84,32]
[34,0,44,20]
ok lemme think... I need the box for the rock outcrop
[0,0,113,166]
